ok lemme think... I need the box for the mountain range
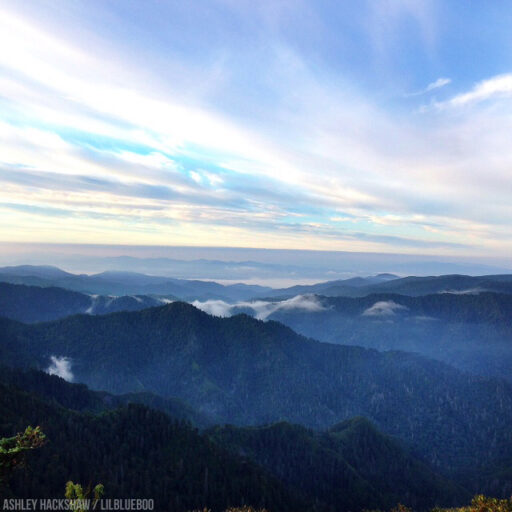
[0,265,271,301]
[3,266,512,508]
[2,301,512,478]
[5,265,512,302]
[261,292,512,382]
[0,366,468,511]
[267,273,512,298]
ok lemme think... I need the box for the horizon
[0,241,511,287]
[1,1,512,260]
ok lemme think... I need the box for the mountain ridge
[2,301,512,475]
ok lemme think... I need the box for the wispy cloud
[0,3,511,256]
[408,77,451,96]
[439,74,512,108]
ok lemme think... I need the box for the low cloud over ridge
[46,355,74,382]
[362,301,408,317]
[192,294,326,321]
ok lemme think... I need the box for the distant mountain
[0,265,271,301]
[0,265,74,279]
[360,274,512,296]
[208,418,466,511]
[263,292,512,382]
[264,273,399,297]
[0,282,168,323]
[3,302,512,475]
[268,274,512,298]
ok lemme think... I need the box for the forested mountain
[208,418,467,511]
[0,282,168,323]
[2,302,512,476]
[267,274,512,298]
[0,265,271,301]
[0,368,475,510]
[0,379,307,511]
[261,292,512,381]
[0,366,212,427]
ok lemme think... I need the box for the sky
[1,1,512,260]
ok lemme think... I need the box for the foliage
[436,495,512,512]
[0,379,307,511]
[65,481,104,511]
[0,426,46,482]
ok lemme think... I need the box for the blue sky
[1,0,512,258]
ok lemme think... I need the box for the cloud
[439,74,512,108]
[414,315,437,321]
[425,77,451,92]
[362,301,408,317]
[0,5,512,255]
[438,288,484,295]
[192,299,233,318]
[408,77,451,96]
[192,294,326,320]
[46,355,73,381]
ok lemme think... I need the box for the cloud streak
[408,77,451,96]
[442,74,512,108]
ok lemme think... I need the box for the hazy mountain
[0,265,272,301]
[5,245,510,282]
[268,274,512,298]
[0,265,74,280]
[2,302,512,475]
[262,273,399,298]
[259,292,512,382]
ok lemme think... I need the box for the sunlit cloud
[0,2,511,257]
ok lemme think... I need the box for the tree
[65,481,105,512]
[0,426,46,482]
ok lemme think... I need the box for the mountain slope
[2,302,512,474]
[0,366,212,427]
[0,381,306,511]
[208,418,467,511]
[1,368,474,510]
[265,292,512,381]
